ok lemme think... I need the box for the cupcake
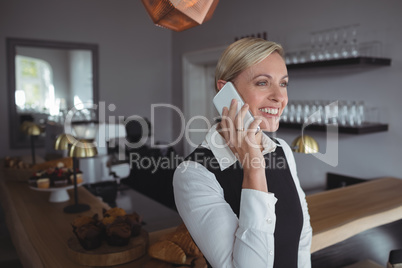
[103,207,126,218]
[125,212,142,237]
[71,214,102,250]
[105,219,132,246]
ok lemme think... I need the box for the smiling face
[228,52,288,132]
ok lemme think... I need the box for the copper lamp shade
[141,0,219,32]
[291,135,319,154]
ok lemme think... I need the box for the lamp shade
[141,0,219,32]
[54,133,75,151]
[69,140,98,158]
[22,122,41,136]
[291,135,319,154]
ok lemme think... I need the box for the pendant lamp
[141,0,219,32]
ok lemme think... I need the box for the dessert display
[148,224,204,266]
[28,166,83,188]
[71,207,143,250]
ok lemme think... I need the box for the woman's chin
[260,119,280,132]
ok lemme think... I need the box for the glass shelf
[279,122,389,135]
[287,57,391,70]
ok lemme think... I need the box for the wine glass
[309,32,317,62]
[324,31,332,60]
[350,24,359,57]
[341,26,350,58]
[332,28,340,59]
[317,31,325,61]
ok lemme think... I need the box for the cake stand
[29,183,83,203]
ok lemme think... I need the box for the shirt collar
[201,124,277,171]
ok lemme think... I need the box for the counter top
[1,172,402,266]
[307,177,402,253]
[0,176,162,267]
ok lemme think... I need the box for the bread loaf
[148,240,186,264]
[163,225,202,257]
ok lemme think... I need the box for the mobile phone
[213,82,259,131]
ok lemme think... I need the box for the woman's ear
[217,80,227,91]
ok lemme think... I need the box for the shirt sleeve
[173,161,277,268]
[278,139,313,268]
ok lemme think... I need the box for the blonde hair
[215,38,284,92]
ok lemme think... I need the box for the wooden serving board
[67,229,149,266]
[143,256,207,268]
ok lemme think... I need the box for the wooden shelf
[279,122,389,134]
[287,57,391,70]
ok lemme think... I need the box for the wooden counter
[1,173,402,267]
[0,176,162,267]
[307,177,402,253]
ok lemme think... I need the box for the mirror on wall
[7,38,99,149]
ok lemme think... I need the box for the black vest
[185,143,303,268]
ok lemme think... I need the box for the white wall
[0,0,172,156]
[171,0,402,190]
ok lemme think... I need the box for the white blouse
[173,124,312,268]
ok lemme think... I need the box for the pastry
[103,207,126,218]
[148,240,187,265]
[101,215,116,226]
[72,215,97,229]
[52,168,68,187]
[164,224,202,257]
[36,178,50,189]
[125,212,142,237]
[71,214,102,250]
[105,219,132,246]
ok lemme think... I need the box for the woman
[173,37,312,268]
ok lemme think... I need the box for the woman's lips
[258,107,280,118]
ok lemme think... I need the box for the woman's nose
[269,84,286,102]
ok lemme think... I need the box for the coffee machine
[78,123,130,184]
[73,123,130,206]
[79,123,130,184]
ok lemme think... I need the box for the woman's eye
[280,81,288,87]
[256,81,269,86]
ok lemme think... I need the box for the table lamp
[54,133,74,151]
[21,121,41,165]
[63,121,98,213]
[291,135,319,154]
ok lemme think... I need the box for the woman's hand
[219,99,268,192]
